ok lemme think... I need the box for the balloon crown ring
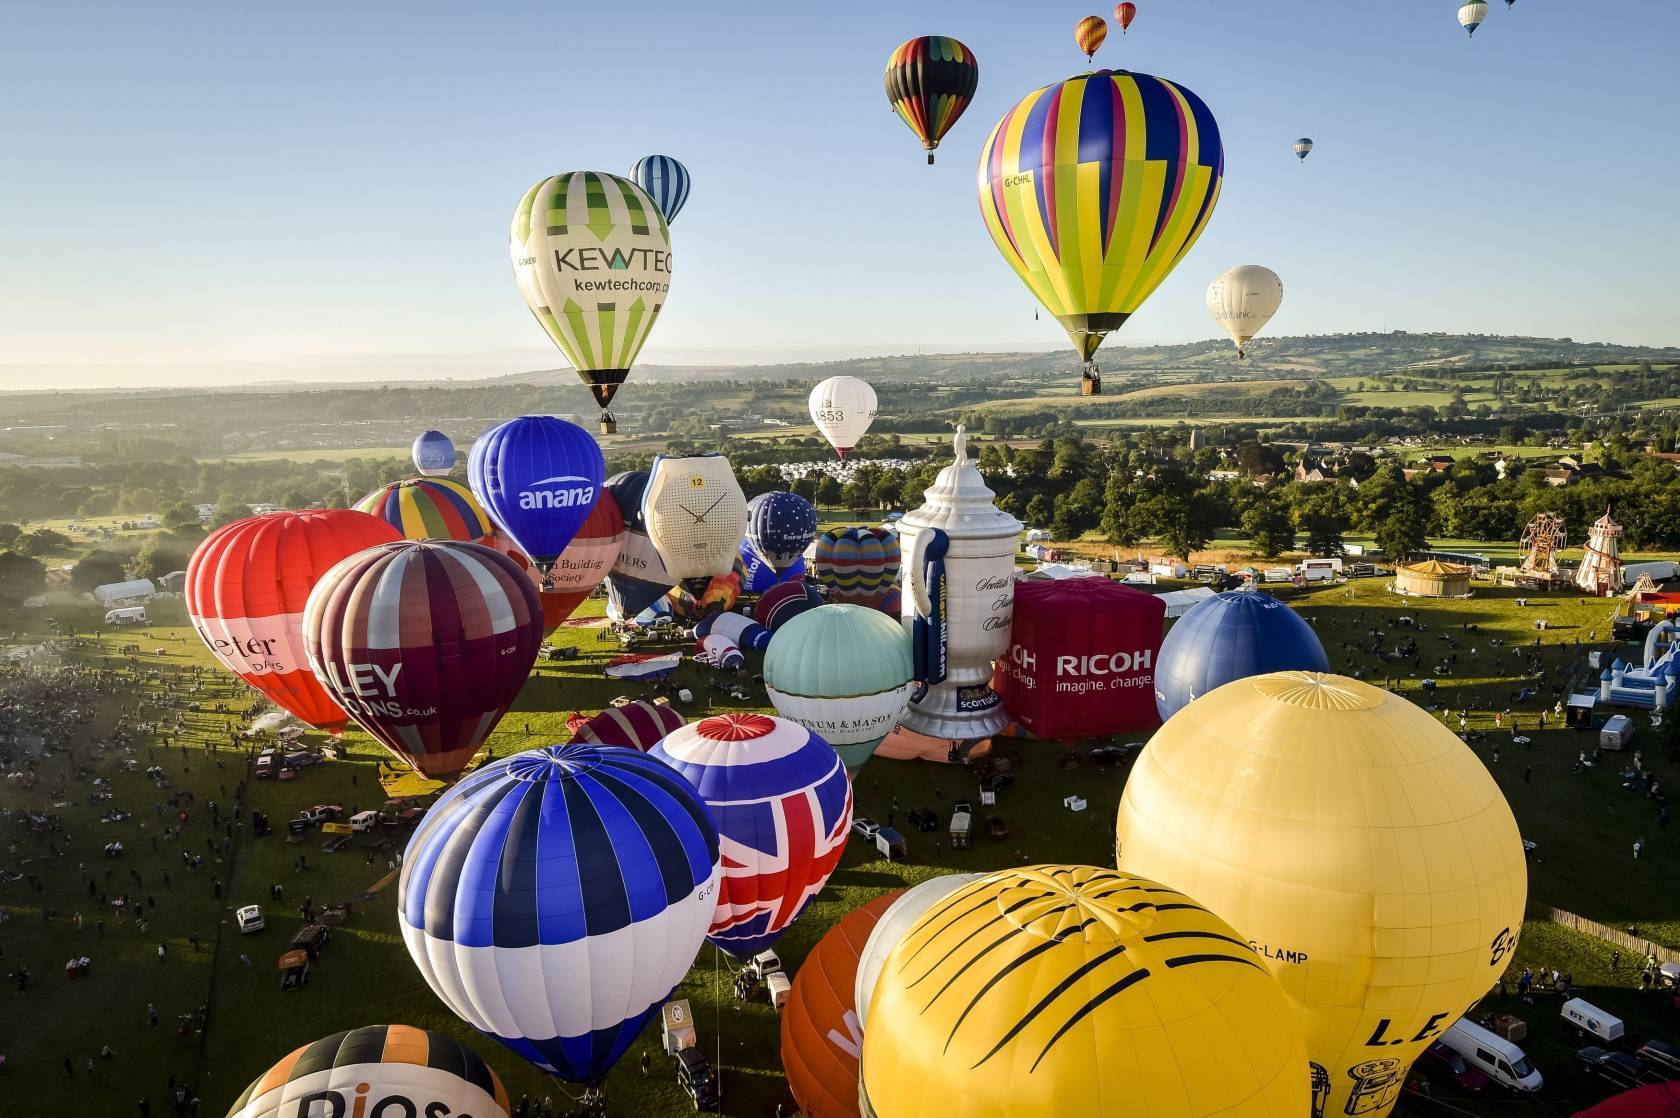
[697,712,777,741]
[504,744,607,781]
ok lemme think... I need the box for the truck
[104,606,148,626]
[1600,715,1635,752]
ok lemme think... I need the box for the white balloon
[854,872,987,1028]
[643,453,748,582]
[808,376,878,458]
[1206,265,1284,357]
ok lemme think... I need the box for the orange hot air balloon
[186,510,403,732]
[781,893,898,1118]
[1074,15,1108,60]
[1115,2,1136,32]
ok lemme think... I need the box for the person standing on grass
[1634,837,1644,860]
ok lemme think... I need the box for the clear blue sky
[2,1,1675,388]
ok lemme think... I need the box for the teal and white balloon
[763,604,913,772]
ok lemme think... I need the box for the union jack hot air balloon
[651,713,852,957]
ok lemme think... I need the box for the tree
[0,523,22,550]
[1374,507,1429,563]
[1235,441,1284,476]
[1241,497,1295,558]
[134,536,191,581]
[161,501,201,531]
[70,549,128,592]
[1295,489,1348,558]
[16,529,70,558]
[1132,489,1216,561]
[0,551,46,607]
[209,497,249,530]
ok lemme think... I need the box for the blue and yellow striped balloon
[977,69,1224,364]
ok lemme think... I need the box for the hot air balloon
[225,1026,510,1118]
[854,873,986,1029]
[538,493,623,626]
[302,541,543,783]
[629,154,691,223]
[1574,1084,1680,1118]
[747,491,818,571]
[354,478,492,543]
[468,414,605,577]
[603,650,682,681]
[781,893,898,1118]
[696,632,745,672]
[860,866,1310,1118]
[1293,137,1314,162]
[510,172,672,434]
[605,470,676,618]
[755,579,825,631]
[808,376,878,458]
[884,36,979,164]
[764,605,914,771]
[1207,265,1284,358]
[1115,2,1137,32]
[738,538,807,592]
[1152,588,1329,720]
[1074,15,1108,59]
[978,70,1223,394]
[650,713,852,956]
[697,610,770,651]
[569,699,685,752]
[812,527,901,609]
[186,510,403,733]
[1459,0,1488,35]
[643,453,748,590]
[1116,673,1528,1118]
[412,429,456,477]
[399,745,721,1084]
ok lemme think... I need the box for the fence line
[1528,900,1679,963]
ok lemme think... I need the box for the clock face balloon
[642,453,749,587]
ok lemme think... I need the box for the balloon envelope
[781,893,899,1118]
[1207,265,1283,355]
[1116,673,1528,1118]
[747,491,819,570]
[1153,589,1329,720]
[225,1026,509,1118]
[738,538,806,592]
[643,453,749,584]
[853,873,985,1029]
[1459,0,1488,34]
[764,604,914,771]
[399,745,720,1084]
[651,713,852,956]
[510,172,672,417]
[755,579,826,631]
[1115,2,1136,31]
[1293,137,1314,160]
[302,541,543,782]
[629,154,691,222]
[808,376,878,458]
[354,478,492,543]
[813,527,900,608]
[412,429,457,476]
[569,699,685,752]
[884,36,978,163]
[468,414,605,570]
[1074,15,1108,59]
[978,70,1223,366]
[860,866,1310,1118]
[187,510,403,733]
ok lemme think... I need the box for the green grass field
[2,575,1677,1116]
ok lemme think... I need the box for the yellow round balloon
[1115,672,1527,1118]
[859,865,1308,1118]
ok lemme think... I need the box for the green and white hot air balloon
[763,604,914,772]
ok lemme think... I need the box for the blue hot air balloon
[1152,588,1331,721]
[398,745,721,1084]
[629,155,691,223]
[737,538,806,593]
[412,429,456,476]
[604,471,675,618]
[746,492,818,571]
[468,416,605,573]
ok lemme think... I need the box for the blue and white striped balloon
[398,744,720,1084]
[629,154,691,223]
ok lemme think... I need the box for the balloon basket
[598,413,617,436]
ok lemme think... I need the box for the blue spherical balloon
[1153,589,1331,721]
[411,429,456,476]
[398,745,720,1085]
[468,416,605,569]
[746,491,818,571]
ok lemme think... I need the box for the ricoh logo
[1004,645,1153,696]
[1057,650,1151,675]
[518,476,596,511]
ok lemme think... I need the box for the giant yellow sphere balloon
[1115,672,1527,1118]
[859,866,1308,1118]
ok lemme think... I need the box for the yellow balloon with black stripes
[977,70,1223,390]
[859,866,1308,1118]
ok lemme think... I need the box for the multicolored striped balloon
[301,540,543,783]
[884,36,979,164]
[630,154,691,223]
[977,69,1224,368]
[813,526,901,609]
[569,699,686,752]
[354,477,492,543]
[651,713,852,957]
[1074,15,1108,59]
[398,745,720,1084]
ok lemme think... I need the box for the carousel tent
[1393,559,1472,598]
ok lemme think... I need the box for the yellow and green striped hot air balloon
[977,69,1223,395]
[510,171,673,434]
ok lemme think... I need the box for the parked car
[1577,1047,1654,1090]
[675,1047,719,1111]
[985,815,1009,840]
[282,751,321,770]
[852,817,881,841]
[1417,1041,1489,1093]
[1636,1039,1680,1077]
[254,752,276,779]
[907,807,938,832]
[1089,743,1141,766]
[297,804,343,825]
[235,905,265,934]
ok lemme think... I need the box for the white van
[1562,998,1624,1043]
[765,969,791,1011]
[1600,715,1635,752]
[1441,1019,1543,1093]
[105,606,148,626]
[349,810,380,833]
